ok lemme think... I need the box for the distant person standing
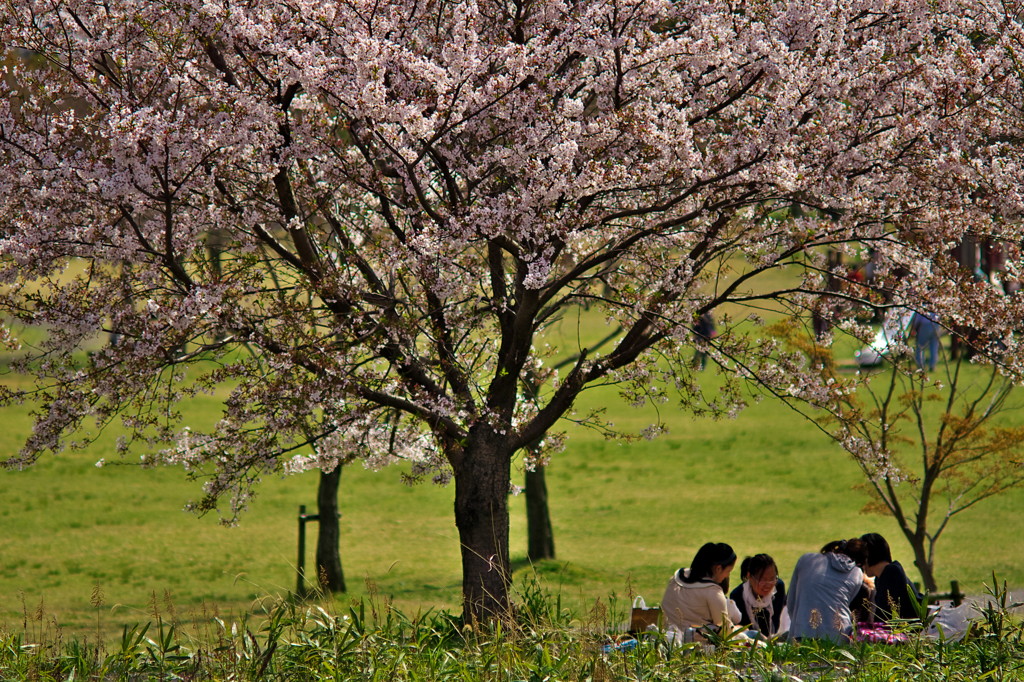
[911,310,940,371]
[692,311,717,370]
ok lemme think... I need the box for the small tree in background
[804,345,1024,593]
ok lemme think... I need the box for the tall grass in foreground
[2,575,1022,681]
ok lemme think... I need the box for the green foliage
[2,586,1023,681]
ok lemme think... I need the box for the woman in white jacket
[662,542,739,635]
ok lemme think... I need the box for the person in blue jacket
[910,311,941,371]
[787,538,869,642]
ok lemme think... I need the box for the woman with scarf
[729,554,789,637]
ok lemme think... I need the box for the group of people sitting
[660,533,922,643]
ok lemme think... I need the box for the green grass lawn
[2,351,1022,645]
[2,262,1021,644]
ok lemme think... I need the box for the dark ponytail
[683,542,737,591]
[823,538,868,567]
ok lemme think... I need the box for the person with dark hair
[729,553,788,637]
[819,539,845,554]
[860,532,922,623]
[661,542,739,634]
[787,539,869,642]
[692,311,717,370]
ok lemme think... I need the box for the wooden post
[950,580,963,606]
[297,504,307,597]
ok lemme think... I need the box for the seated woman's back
[787,539,868,643]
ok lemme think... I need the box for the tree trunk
[454,431,512,623]
[525,464,555,561]
[905,533,937,593]
[316,466,346,593]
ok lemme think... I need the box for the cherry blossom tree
[3,0,1024,621]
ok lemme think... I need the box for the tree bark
[525,464,555,561]
[910,543,937,594]
[901,521,938,594]
[316,466,346,593]
[454,430,512,623]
